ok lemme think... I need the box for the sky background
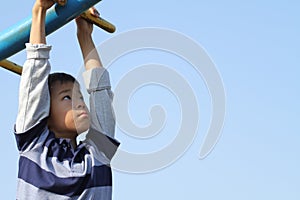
[0,0,299,199]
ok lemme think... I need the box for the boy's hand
[53,0,67,6]
[33,0,55,12]
[76,7,100,37]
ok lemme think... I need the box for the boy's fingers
[89,7,100,17]
[53,0,67,6]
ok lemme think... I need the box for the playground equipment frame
[0,0,115,75]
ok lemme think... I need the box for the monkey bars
[0,0,115,74]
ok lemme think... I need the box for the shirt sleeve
[82,67,120,160]
[15,43,51,134]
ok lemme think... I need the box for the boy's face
[48,81,90,138]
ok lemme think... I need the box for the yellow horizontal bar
[81,10,116,33]
[0,59,22,75]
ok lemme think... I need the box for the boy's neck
[53,131,78,149]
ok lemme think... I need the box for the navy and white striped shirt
[14,44,119,199]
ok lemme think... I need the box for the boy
[14,0,119,199]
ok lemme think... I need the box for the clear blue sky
[0,0,299,199]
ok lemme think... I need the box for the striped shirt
[14,44,119,200]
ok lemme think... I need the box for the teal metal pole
[0,0,102,61]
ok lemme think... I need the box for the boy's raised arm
[15,1,53,134]
[77,9,116,140]
[76,8,102,71]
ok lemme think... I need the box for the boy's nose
[74,99,85,109]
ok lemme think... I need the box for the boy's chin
[76,126,90,134]
[75,119,90,134]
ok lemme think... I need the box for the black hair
[48,72,79,94]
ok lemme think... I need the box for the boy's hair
[48,72,79,94]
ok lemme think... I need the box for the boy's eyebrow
[58,89,71,95]
[57,89,82,96]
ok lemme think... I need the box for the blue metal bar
[0,0,102,61]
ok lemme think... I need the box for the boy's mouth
[78,111,89,118]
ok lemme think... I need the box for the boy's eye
[63,95,71,100]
